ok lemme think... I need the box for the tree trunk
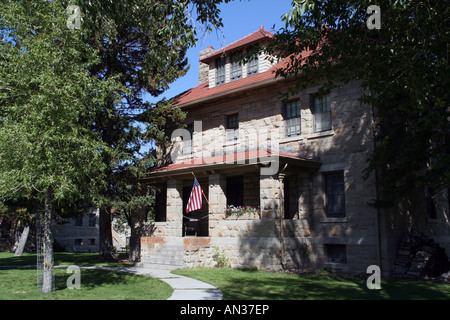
[129,231,140,262]
[128,208,153,262]
[42,193,54,293]
[14,223,30,256]
[99,207,117,260]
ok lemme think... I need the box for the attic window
[230,52,242,81]
[215,57,225,85]
[247,47,258,75]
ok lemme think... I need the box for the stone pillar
[208,174,227,216]
[166,179,183,237]
[208,174,226,238]
[259,170,281,219]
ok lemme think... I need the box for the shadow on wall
[237,212,317,272]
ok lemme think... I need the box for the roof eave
[174,75,283,109]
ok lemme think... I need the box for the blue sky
[144,0,294,104]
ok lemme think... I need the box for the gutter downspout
[370,100,382,271]
[279,164,288,270]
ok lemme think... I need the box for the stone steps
[137,244,185,270]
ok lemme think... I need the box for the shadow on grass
[0,252,132,268]
[0,252,37,267]
[174,268,450,300]
[53,268,133,291]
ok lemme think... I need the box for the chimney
[198,46,215,84]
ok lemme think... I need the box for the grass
[0,252,172,300]
[3,252,449,300]
[0,252,134,267]
[172,267,450,300]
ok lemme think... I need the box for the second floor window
[74,216,83,227]
[230,53,242,81]
[226,113,239,141]
[312,94,332,132]
[284,99,301,137]
[183,123,194,155]
[88,214,96,227]
[215,57,225,85]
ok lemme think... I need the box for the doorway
[182,186,209,237]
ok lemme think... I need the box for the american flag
[186,176,204,213]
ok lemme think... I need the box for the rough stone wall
[199,46,215,84]
[151,79,449,275]
[53,210,100,252]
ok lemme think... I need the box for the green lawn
[173,267,450,300]
[0,252,172,300]
[2,253,449,300]
[0,252,134,267]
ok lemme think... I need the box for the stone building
[140,26,449,275]
[53,209,129,253]
[53,208,100,252]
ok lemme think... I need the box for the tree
[0,0,125,291]
[76,0,232,260]
[266,0,449,207]
[0,196,37,256]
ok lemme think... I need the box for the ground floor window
[226,176,244,206]
[324,171,346,218]
[325,244,347,263]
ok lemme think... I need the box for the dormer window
[215,57,226,86]
[200,26,274,89]
[247,47,258,75]
[230,52,242,81]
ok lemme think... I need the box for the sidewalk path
[80,266,223,300]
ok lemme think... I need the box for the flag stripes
[186,176,204,213]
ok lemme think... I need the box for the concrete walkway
[82,266,223,300]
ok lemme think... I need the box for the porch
[140,150,321,270]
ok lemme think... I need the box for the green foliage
[266,0,450,205]
[71,0,231,216]
[0,0,126,205]
[212,246,230,268]
[224,205,260,218]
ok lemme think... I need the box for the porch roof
[144,149,321,182]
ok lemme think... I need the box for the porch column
[208,174,227,216]
[208,174,226,238]
[260,170,282,219]
[166,179,183,237]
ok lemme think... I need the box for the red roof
[151,148,319,174]
[172,60,286,107]
[200,25,273,63]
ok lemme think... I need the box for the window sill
[280,130,334,144]
[324,261,347,266]
[307,130,334,140]
[223,140,239,147]
[280,135,305,144]
[320,217,349,223]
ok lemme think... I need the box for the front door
[182,186,209,237]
